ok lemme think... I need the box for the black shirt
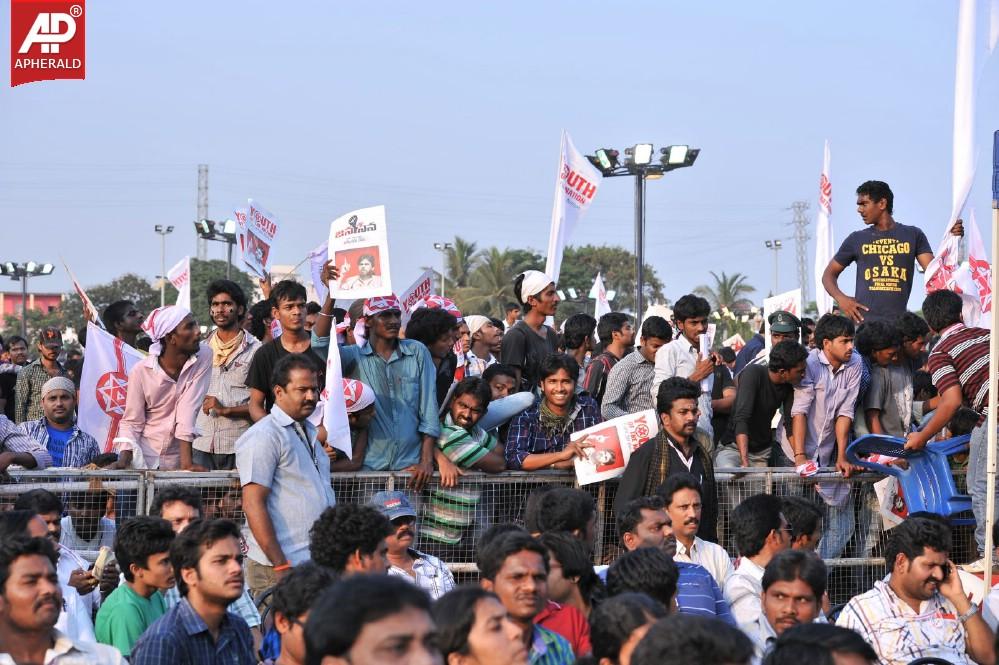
[0,371,15,420]
[500,321,557,393]
[832,222,932,322]
[246,336,327,413]
[723,363,793,453]
[710,365,734,444]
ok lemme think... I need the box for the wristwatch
[958,602,979,623]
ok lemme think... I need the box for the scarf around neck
[209,330,243,367]
[538,397,579,438]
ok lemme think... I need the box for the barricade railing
[0,466,972,604]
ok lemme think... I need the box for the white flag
[814,141,835,316]
[62,260,104,328]
[592,273,612,319]
[322,337,352,459]
[167,257,191,311]
[78,323,145,453]
[309,242,330,304]
[544,131,602,283]
[399,269,435,327]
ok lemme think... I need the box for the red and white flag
[62,260,104,328]
[78,324,145,453]
[813,141,835,316]
[544,131,602,283]
[591,272,612,319]
[322,333,352,460]
[167,256,191,311]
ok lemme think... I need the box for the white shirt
[55,545,98,643]
[0,629,122,664]
[674,537,733,587]
[747,613,778,665]
[59,516,115,553]
[651,336,714,440]
[724,557,765,626]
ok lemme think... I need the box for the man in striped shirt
[907,289,992,559]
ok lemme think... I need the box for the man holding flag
[115,306,211,470]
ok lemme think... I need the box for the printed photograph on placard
[584,425,625,473]
[336,246,384,291]
[243,230,271,277]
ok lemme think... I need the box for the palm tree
[694,271,756,312]
[456,247,519,318]
[446,236,479,289]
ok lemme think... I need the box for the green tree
[694,271,757,343]
[555,245,666,321]
[693,272,756,312]
[445,236,479,290]
[452,247,544,318]
[1,306,69,345]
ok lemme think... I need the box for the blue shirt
[235,404,335,566]
[44,423,73,466]
[130,597,255,665]
[597,560,735,624]
[504,396,602,470]
[312,335,441,471]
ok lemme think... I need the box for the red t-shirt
[535,600,591,657]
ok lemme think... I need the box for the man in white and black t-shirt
[822,180,961,323]
[499,270,560,394]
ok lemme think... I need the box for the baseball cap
[768,311,801,334]
[370,490,417,521]
[38,326,63,347]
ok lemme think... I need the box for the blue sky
[1,1,996,312]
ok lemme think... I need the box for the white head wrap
[42,376,75,399]
[519,270,554,302]
[141,305,191,356]
[464,315,491,337]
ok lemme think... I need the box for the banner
[591,272,611,319]
[322,332,352,460]
[544,130,602,283]
[814,141,835,316]
[243,200,280,278]
[78,323,145,453]
[233,207,248,255]
[763,288,802,351]
[309,242,330,304]
[399,269,435,327]
[62,260,104,328]
[167,256,191,311]
[328,205,393,300]
[573,410,658,485]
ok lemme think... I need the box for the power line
[787,201,810,302]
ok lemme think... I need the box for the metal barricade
[2,466,973,604]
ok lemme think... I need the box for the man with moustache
[23,377,100,467]
[130,520,255,665]
[115,306,212,471]
[616,496,734,623]
[247,281,326,421]
[372,491,455,600]
[745,550,827,665]
[193,280,261,471]
[837,516,994,665]
[237,354,335,598]
[0,537,123,664]
[614,377,719,543]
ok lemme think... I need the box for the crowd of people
[0,179,995,664]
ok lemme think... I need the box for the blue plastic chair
[846,433,974,525]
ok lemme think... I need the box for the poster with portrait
[242,200,279,279]
[328,205,393,300]
[572,409,659,485]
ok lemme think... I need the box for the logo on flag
[78,323,144,452]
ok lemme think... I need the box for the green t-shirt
[95,583,167,656]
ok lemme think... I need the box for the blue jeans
[479,392,535,433]
[968,422,999,556]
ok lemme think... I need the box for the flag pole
[984,130,998,582]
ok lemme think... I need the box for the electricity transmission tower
[787,201,810,302]
[197,164,209,260]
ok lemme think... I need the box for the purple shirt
[781,347,862,465]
